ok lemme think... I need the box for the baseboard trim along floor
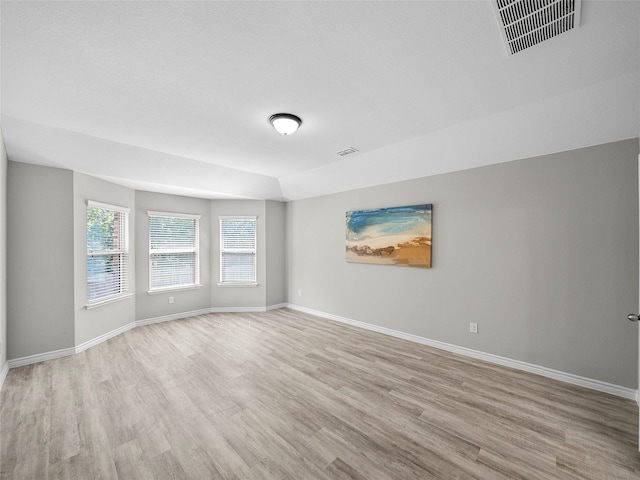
[3,304,638,402]
[4,308,637,479]
[2,305,285,389]
[286,303,638,401]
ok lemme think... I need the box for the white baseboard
[8,322,140,367]
[76,322,136,354]
[4,304,290,374]
[7,346,76,368]
[210,306,268,313]
[286,303,638,401]
[137,308,213,327]
[0,362,8,390]
[267,303,288,311]
[209,304,288,313]
[139,305,287,325]
[9,323,137,369]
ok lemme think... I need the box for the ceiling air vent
[493,0,581,55]
[337,147,359,157]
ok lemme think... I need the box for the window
[220,216,257,285]
[149,212,200,292]
[86,201,130,306]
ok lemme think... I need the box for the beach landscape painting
[346,204,432,268]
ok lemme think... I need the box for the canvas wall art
[346,204,432,268]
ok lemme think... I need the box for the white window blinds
[149,212,200,291]
[220,216,256,284]
[86,201,130,305]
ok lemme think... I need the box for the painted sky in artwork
[346,204,432,242]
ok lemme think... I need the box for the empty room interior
[1,1,640,479]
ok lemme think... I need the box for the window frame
[148,211,201,294]
[85,200,131,309]
[219,216,257,286]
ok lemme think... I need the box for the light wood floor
[1,309,639,479]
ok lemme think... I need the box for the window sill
[217,283,259,288]
[148,284,202,295]
[85,292,134,310]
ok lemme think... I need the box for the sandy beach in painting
[345,205,432,268]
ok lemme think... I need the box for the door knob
[627,313,639,322]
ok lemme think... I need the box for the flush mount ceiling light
[269,113,302,135]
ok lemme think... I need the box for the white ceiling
[1,1,638,201]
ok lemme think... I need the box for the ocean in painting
[346,204,432,268]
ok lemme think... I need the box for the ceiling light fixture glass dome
[269,113,302,135]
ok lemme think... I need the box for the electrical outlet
[469,322,478,334]
[169,296,174,304]
[298,290,302,297]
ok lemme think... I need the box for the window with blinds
[86,201,130,305]
[220,216,257,284]
[148,212,200,292]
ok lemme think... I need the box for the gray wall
[266,200,287,307]
[0,132,7,370]
[5,166,288,362]
[135,190,211,321]
[7,162,75,358]
[5,140,635,390]
[73,173,136,345]
[286,139,640,389]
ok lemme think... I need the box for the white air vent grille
[337,147,359,157]
[493,0,581,55]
